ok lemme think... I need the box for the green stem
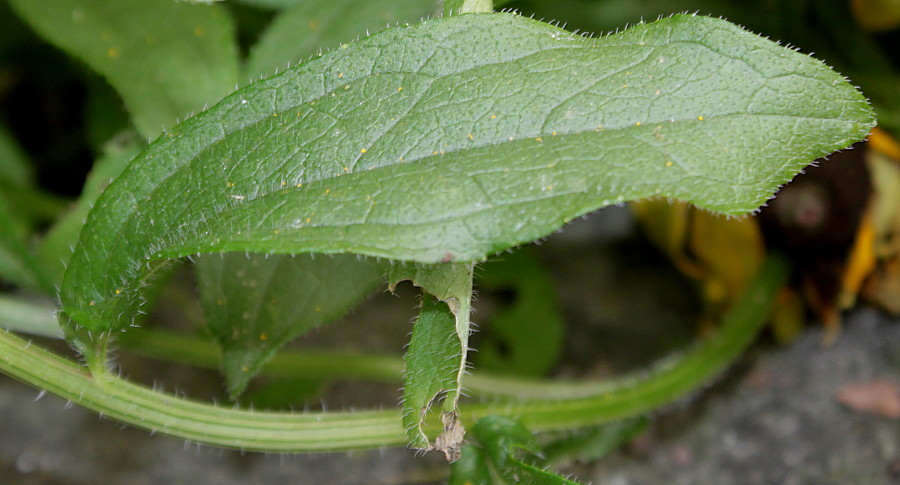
[0,329,406,450]
[119,328,405,384]
[469,253,788,428]
[0,254,788,452]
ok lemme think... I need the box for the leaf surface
[60,13,874,332]
[9,0,239,139]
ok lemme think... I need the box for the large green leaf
[246,0,438,80]
[60,13,874,334]
[9,0,239,139]
[196,253,383,397]
[513,0,900,135]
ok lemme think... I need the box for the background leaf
[60,13,874,334]
[445,0,516,16]
[0,123,33,188]
[542,416,649,463]
[475,248,564,377]
[0,125,54,291]
[0,197,45,290]
[230,0,303,10]
[246,0,438,80]
[9,0,239,139]
[196,253,383,397]
[0,125,67,232]
[37,132,142,288]
[448,443,492,485]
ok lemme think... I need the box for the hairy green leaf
[9,0,239,139]
[451,415,582,484]
[60,13,874,334]
[392,262,473,456]
[448,443,492,485]
[196,253,383,397]
[402,295,463,451]
[246,0,437,80]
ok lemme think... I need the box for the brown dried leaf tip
[429,411,466,462]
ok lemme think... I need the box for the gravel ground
[581,308,900,485]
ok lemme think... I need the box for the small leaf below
[451,415,583,484]
[197,253,383,397]
[401,293,466,456]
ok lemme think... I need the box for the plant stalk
[0,253,788,452]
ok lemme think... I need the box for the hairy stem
[0,254,788,452]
